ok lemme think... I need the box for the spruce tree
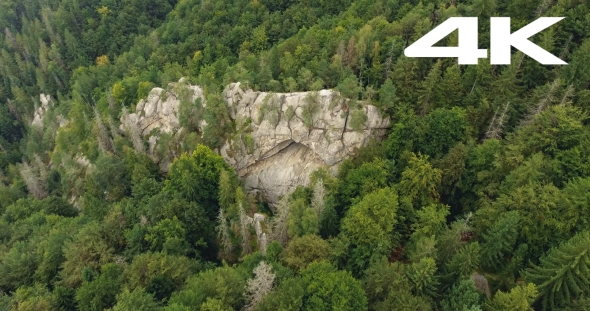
[524,231,590,310]
[480,211,521,270]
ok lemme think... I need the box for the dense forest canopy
[1,0,590,310]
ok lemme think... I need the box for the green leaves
[261,261,368,311]
[165,145,234,219]
[341,187,399,273]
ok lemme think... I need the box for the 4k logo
[405,17,567,65]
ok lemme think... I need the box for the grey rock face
[221,82,390,206]
[121,81,205,137]
[119,80,205,171]
[121,80,390,205]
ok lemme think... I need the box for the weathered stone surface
[121,80,390,205]
[121,81,204,137]
[119,79,205,171]
[221,82,390,206]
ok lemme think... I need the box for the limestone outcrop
[120,79,391,205]
[120,79,204,137]
[119,79,205,170]
[220,82,390,205]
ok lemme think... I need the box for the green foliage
[341,187,399,273]
[418,108,468,159]
[399,152,442,206]
[485,283,537,311]
[282,234,331,271]
[301,92,321,128]
[287,198,320,237]
[378,79,398,114]
[260,261,368,311]
[349,109,368,132]
[440,278,483,311]
[337,158,390,208]
[167,265,246,310]
[363,257,432,311]
[2,0,590,308]
[75,263,123,311]
[145,217,189,256]
[480,211,520,270]
[165,145,235,219]
[112,288,162,311]
[85,153,130,203]
[524,231,590,310]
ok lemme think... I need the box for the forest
[1,0,590,310]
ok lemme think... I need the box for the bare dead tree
[33,154,48,182]
[560,84,575,106]
[471,273,492,299]
[559,34,573,61]
[485,103,510,140]
[311,179,325,220]
[122,108,145,154]
[244,261,276,311]
[19,161,47,200]
[94,108,113,153]
[384,40,396,80]
[535,0,553,17]
[521,79,561,127]
[239,202,253,256]
[268,195,290,247]
[216,208,234,262]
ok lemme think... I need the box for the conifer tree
[418,60,443,115]
[485,283,537,311]
[440,278,482,311]
[378,78,398,114]
[480,211,520,270]
[524,231,590,310]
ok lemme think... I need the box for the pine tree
[524,231,590,310]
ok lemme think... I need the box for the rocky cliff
[220,82,390,205]
[121,79,390,205]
